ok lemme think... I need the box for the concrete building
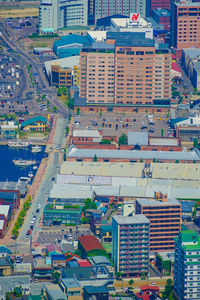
[110,16,153,39]
[0,121,18,139]
[53,34,90,58]
[174,117,200,141]
[182,48,200,90]
[39,0,88,34]
[146,0,170,16]
[112,214,150,276]
[66,147,200,163]
[94,1,146,23]
[151,8,170,31]
[0,205,11,239]
[79,32,171,109]
[174,230,200,300]
[51,64,79,88]
[170,0,200,51]
[43,204,82,226]
[136,193,181,252]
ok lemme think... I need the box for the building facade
[146,0,170,16]
[94,0,146,23]
[79,32,171,108]
[170,0,200,50]
[39,0,88,33]
[136,193,181,252]
[174,230,200,300]
[112,214,150,277]
[43,204,82,226]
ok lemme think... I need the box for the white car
[38,204,41,209]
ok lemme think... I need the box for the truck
[16,72,19,79]
[16,81,19,86]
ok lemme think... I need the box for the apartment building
[112,214,150,277]
[170,0,200,50]
[136,192,181,252]
[146,0,170,16]
[39,0,88,33]
[79,32,171,108]
[174,230,200,300]
[94,0,146,23]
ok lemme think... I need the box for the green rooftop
[44,204,82,214]
[180,230,200,251]
[102,242,112,253]
[21,116,47,128]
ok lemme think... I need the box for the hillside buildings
[39,0,88,33]
[112,214,150,276]
[174,231,200,300]
[78,31,171,109]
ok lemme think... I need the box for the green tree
[62,86,67,95]
[41,94,45,99]
[161,128,164,137]
[116,271,123,280]
[118,133,128,145]
[65,126,69,135]
[53,105,58,111]
[57,87,62,96]
[100,139,111,144]
[193,138,199,149]
[68,99,74,109]
[52,271,61,283]
[162,279,173,300]
[83,198,97,212]
[81,217,89,224]
[129,279,134,287]
[93,154,97,162]
[76,107,80,115]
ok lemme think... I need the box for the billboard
[129,13,140,23]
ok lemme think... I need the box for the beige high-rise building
[79,32,171,107]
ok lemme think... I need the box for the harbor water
[0,145,46,181]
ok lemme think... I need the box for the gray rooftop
[128,131,148,146]
[112,214,150,225]
[45,284,67,300]
[89,255,112,266]
[0,275,30,297]
[67,148,200,161]
[184,48,200,59]
[136,198,180,206]
[61,278,81,288]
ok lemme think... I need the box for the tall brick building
[171,0,200,50]
[136,192,181,252]
[79,32,171,108]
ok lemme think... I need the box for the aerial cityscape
[0,0,200,299]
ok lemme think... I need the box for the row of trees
[12,195,32,239]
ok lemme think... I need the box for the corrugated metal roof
[67,148,200,161]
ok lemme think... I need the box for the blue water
[0,145,47,181]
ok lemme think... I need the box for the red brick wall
[74,106,170,114]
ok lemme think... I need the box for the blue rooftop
[53,34,91,55]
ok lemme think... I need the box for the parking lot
[74,113,172,138]
[36,227,91,245]
[5,16,38,41]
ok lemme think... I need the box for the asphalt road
[17,117,67,244]
[0,19,71,117]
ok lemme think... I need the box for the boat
[32,145,42,153]
[18,177,31,184]
[13,159,36,166]
[8,140,30,148]
[33,165,38,170]
[28,172,34,178]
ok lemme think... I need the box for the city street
[17,117,68,245]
